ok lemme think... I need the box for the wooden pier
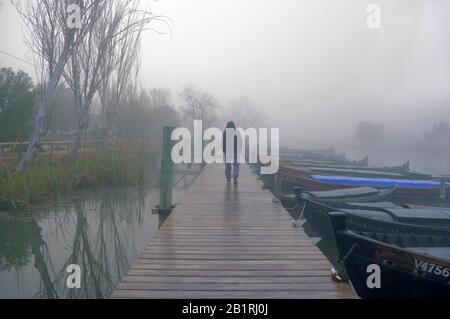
[112,164,356,299]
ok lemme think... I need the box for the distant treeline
[0,67,267,145]
[0,67,182,143]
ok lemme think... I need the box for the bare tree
[226,96,266,128]
[149,88,173,109]
[64,0,166,156]
[14,0,105,171]
[179,85,220,128]
[100,87,175,143]
[354,121,386,145]
[424,122,450,143]
[98,1,146,143]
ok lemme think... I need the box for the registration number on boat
[415,260,450,279]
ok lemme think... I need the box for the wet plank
[112,164,357,299]
[113,290,355,299]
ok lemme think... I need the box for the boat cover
[345,202,402,209]
[343,208,450,225]
[386,209,450,225]
[343,209,394,222]
[308,187,379,199]
[312,175,450,190]
[310,167,402,177]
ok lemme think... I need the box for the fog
[1,0,449,174]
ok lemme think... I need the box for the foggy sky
[1,0,449,172]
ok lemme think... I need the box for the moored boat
[301,186,397,204]
[295,188,450,281]
[283,161,430,180]
[269,165,449,203]
[296,189,450,239]
[329,212,450,299]
[280,186,396,215]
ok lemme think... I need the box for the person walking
[223,121,241,185]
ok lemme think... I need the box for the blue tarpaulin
[312,175,450,190]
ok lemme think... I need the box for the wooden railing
[0,139,161,160]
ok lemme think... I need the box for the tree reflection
[0,165,197,299]
[51,188,148,299]
[0,186,152,299]
[0,215,58,298]
[0,217,34,271]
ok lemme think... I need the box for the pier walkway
[112,164,356,299]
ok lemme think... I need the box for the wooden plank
[139,254,325,260]
[149,240,315,245]
[147,243,318,248]
[122,276,334,284]
[126,269,334,277]
[142,249,322,255]
[112,164,356,299]
[131,263,331,272]
[113,290,356,299]
[133,259,331,266]
[117,282,349,291]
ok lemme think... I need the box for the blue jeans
[225,163,240,180]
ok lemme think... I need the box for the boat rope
[295,201,306,223]
[298,201,307,221]
[342,243,359,262]
[283,203,300,210]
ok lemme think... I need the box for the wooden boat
[296,189,450,281]
[270,165,449,202]
[310,206,450,282]
[280,146,427,179]
[329,212,450,299]
[297,191,450,238]
[280,187,395,213]
[280,146,353,165]
[279,159,430,180]
[303,166,430,180]
[301,186,397,204]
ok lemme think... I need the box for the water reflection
[0,186,183,299]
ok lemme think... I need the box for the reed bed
[0,149,148,212]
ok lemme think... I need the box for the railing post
[439,177,447,200]
[159,127,175,213]
[273,173,282,203]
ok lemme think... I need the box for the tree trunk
[71,126,84,159]
[16,49,70,172]
[71,96,92,159]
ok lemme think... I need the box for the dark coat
[223,129,241,163]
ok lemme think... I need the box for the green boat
[282,161,431,180]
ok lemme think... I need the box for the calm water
[0,186,184,299]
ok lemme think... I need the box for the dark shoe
[234,179,238,185]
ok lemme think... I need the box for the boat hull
[329,213,450,299]
[270,166,449,203]
[300,197,450,239]
[299,197,450,282]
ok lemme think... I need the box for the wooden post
[273,174,282,203]
[439,177,447,200]
[49,143,53,164]
[159,127,175,212]
[183,174,188,189]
